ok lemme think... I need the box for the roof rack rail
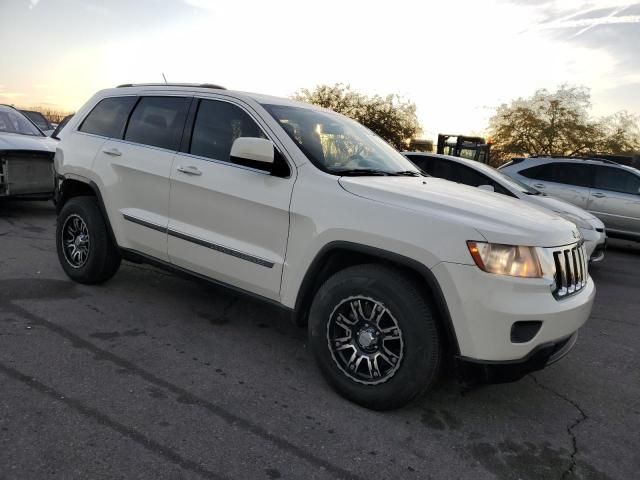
[116,83,226,90]
[528,154,619,165]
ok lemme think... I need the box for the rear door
[588,165,640,236]
[519,162,592,208]
[167,97,294,301]
[89,95,191,261]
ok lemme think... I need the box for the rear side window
[521,162,592,187]
[124,96,189,151]
[190,99,267,164]
[593,166,640,195]
[79,96,137,138]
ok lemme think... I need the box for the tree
[294,84,421,150]
[596,111,640,155]
[487,85,640,166]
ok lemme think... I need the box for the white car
[0,105,57,199]
[403,152,607,262]
[53,84,595,410]
[499,156,640,242]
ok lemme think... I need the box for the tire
[56,196,121,284]
[308,264,442,410]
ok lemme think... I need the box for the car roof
[105,84,327,111]
[516,155,640,174]
[403,151,479,167]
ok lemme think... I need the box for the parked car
[0,105,57,199]
[500,156,640,241]
[403,152,607,262]
[54,84,594,410]
[19,109,55,136]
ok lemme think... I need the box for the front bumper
[456,332,579,383]
[431,261,595,362]
[581,227,607,262]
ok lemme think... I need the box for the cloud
[531,8,640,35]
[29,0,40,9]
[182,0,217,12]
[0,92,27,100]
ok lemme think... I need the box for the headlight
[557,212,594,231]
[467,241,543,278]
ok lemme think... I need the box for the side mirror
[230,137,274,165]
[478,184,495,192]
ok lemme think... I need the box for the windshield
[21,111,51,131]
[0,106,43,136]
[263,104,420,176]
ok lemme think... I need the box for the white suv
[54,84,595,409]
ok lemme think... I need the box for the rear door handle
[103,148,122,157]
[177,165,202,176]
[533,183,545,188]
[592,192,606,198]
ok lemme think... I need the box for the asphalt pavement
[1,200,638,480]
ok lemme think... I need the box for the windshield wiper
[393,170,424,177]
[332,169,425,177]
[332,168,396,176]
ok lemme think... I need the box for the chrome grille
[552,243,587,299]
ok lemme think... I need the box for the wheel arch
[293,241,460,355]
[56,176,117,247]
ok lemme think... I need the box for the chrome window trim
[175,151,273,176]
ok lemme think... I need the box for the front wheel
[308,264,442,410]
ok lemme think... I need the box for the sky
[1,0,639,140]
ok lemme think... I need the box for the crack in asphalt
[0,360,228,480]
[2,300,365,480]
[221,296,238,320]
[530,374,588,480]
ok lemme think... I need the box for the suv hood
[339,176,579,247]
[0,132,57,153]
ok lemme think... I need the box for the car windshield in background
[20,110,51,131]
[263,104,421,176]
[473,161,539,194]
[0,106,43,136]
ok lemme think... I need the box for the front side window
[521,162,592,187]
[80,96,137,138]
[124,96,189,151]
[593,166,640,195]
[0,106,43,136]
[263,104,420,176]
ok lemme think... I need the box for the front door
[521,162,592,209]
[167,98,294,301]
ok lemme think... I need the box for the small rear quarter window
[79,96,137,138]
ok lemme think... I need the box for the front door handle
[177,165,202,176]
[103,148,122,157]
[592,192,606,198]
[533,183,545,188]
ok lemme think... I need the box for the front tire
[56,196,121,284]
[308,264,442,410]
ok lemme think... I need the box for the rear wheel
[56,196,121,284]
[308,264,442,410]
